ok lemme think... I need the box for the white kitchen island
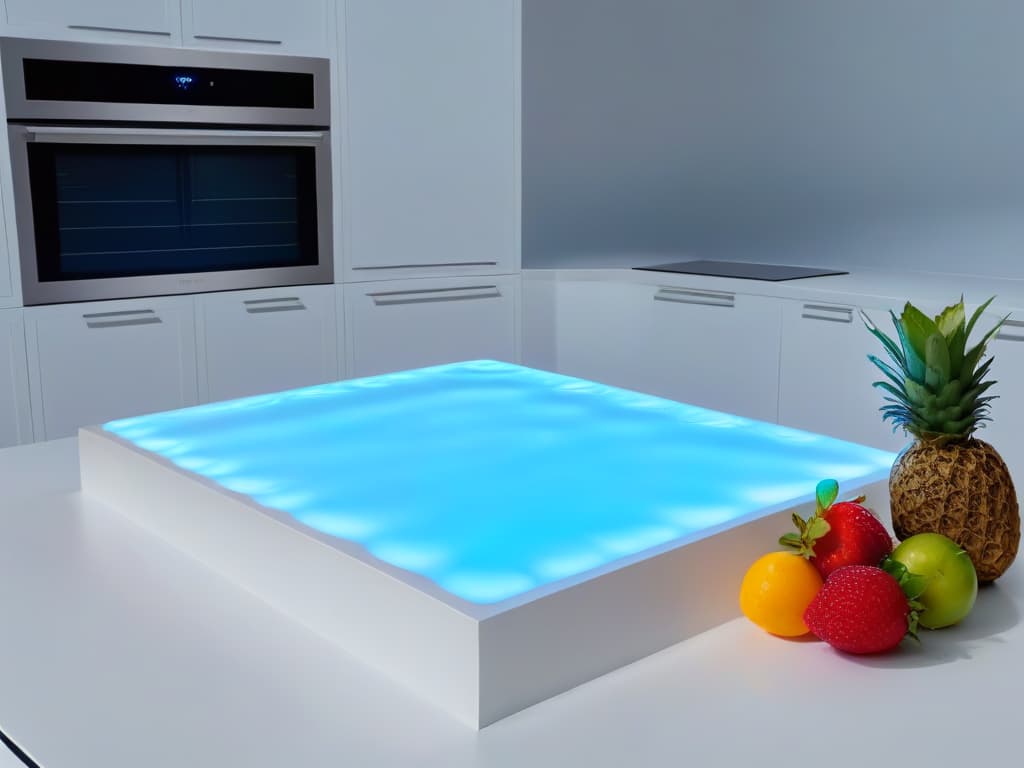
[0,436,1022,768]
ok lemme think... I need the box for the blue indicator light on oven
[174,74,195,90]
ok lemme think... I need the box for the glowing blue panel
[104,361,896,604]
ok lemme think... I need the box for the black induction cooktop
[633,260,848,281]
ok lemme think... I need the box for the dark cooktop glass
[633,260,848,281]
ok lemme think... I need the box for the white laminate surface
[0,437,1021,767]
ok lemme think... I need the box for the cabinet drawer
[779,301,907,452]
[4,0,181,43]
[646,286,782,423]
[345,276,518,377]
[196,285,339,403]
[183,0,331,54]
[24,297,197,440]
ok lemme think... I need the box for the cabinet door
[3,0,181,43]
[183,0,331,55]
[196,286,338,403]
[554,279,654,393]
[0,309,31,448]
[341,0,519,278]
[975,316,1024,494]
[779,301,908,452]
[345,276,517,377]
[25,297,197,441]
[646,286,782,423]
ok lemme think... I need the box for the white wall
[523,0,1024,277]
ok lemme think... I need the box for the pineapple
[863,297,1020,582]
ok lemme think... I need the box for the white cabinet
[345,276,517,377]
[975,316,1024,492]
[646,286,782,423]
[0,309,31,448]
[778,300,908,452]
[340,0,519,279]
[0,172,13,307]
[182,0,331,55]
[196,285,339,403]
[554,279,654,394]
[2,0,181,43]
[24,297,197,441]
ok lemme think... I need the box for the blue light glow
[174,74,195,90]
[104,361,896,605]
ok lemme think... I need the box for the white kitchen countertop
[1,437,1022,767]
[523,265,1024,315]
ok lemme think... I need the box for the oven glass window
[27,144,319,281]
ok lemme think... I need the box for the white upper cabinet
[2,0,182,44]
[0,309,31,448]
[182,0,332,55]
[24,296,198,441]
[196,285,339,403]
[345,275,517,378]
[778,301,908,453]
[645,286,782,423]
[340,0,519,279]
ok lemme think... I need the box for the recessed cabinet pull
[368,285,501,306]
[83,309,162,329]
[654,287,735,308]
[996,318,1024,342]
[193,34,283,45]
[68,24,172,36]
[353,261,499,270]
[801,304,853,324]
[244,297,305,314]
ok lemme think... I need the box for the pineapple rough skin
[890,438,1020,582]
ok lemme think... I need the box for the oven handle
[20,126,328,146]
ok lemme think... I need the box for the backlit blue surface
[104,361,896,604]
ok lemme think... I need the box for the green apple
[891,533,978,629]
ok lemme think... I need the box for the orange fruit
[739,551,824,637]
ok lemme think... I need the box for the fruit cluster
[739,479,979,654]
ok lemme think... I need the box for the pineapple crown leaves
[860,296,1009,442]
[779,479,857,557]
[880,556,928,641]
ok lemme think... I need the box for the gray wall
[523,0,1024,277]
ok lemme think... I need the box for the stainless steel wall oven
[1,37,332,305]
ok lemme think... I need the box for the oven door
[9,126,332,306]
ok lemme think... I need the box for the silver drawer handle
[244,297,305,314]
[369,285,501,306]
[996,318,1024,342]
[801,304,853,323]
[68,24,172,36]
[353,261,498,270]
[654,287,734,308]
[84,309,162,329]
[193,34,283,45]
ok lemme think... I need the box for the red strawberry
[803,565,917,654]
[780,479,893,578]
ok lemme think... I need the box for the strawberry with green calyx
[780,478,894,579]
[803,563,926,654]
